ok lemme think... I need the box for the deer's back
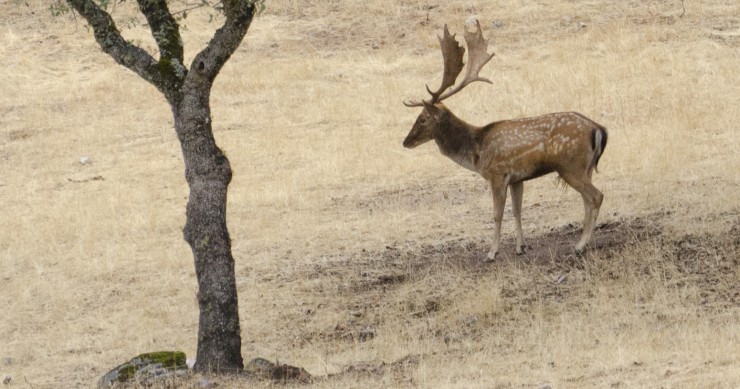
[475,112,601,181]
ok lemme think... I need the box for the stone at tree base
[245,357,312,383]
[98,351,188,388]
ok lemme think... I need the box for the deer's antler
[404,25,464,107]
[435,21,495,102]
[404,21,495,107]
[428,24,465,104]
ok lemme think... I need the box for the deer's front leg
[485,179,508,262]
[509,181,526,255]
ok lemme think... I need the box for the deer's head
[403,21,495,148]
[403,102,447,148]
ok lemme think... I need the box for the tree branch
[136,0,184,65]
[66,0,156,84]
[188,0,254,84]
[66,0,186,103]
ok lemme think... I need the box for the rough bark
[65,0,255,373]
[174,90,243,373]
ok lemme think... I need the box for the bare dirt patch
[239,210,738,388]
[291,211,739,349]
[332,214,667,283]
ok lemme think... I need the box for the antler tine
[403,83,444,107]
[436,20,495,102]
[403,99,425,107]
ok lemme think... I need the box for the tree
[60,0,260,373]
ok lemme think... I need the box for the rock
[98,351,188,388]
[197,378,218,388]
[244,357,274,377]
[245,357,312,383]
[80,156,91,165]
[465,16,479,27]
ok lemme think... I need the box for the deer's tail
[588,126,608,175]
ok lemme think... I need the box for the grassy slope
[0,0,738,387]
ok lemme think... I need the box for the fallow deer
[403,22,607,261]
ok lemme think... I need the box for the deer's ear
[423,101,443,119]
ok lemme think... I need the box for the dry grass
[0,0,738,388]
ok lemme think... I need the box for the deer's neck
[434,114,480,172]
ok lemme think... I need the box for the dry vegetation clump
[0,0,738,388]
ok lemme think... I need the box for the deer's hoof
[484,250,498,263]
[515,246,526,255]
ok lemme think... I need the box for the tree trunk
[173,75,243,373]
[64,0,255,373]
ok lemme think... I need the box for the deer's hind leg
[558,171,604,254]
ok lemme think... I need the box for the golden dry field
[1,0,739,387]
